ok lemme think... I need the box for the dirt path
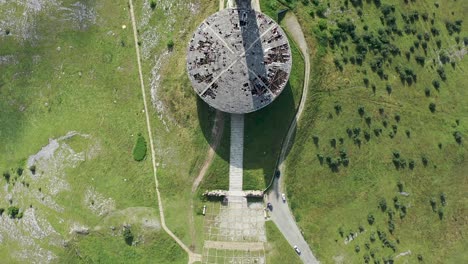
[188,110,224,251]
[128,1,201,263]
[191,110,224,193]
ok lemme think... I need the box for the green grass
[134,0,218,252]
[243,25,306,190]
[59,230,187,264]
[265,221,302,264]
[132,133,147,161]
[278,0,468,263]
[0,0,197,262]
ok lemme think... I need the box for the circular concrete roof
[187,8,292,114]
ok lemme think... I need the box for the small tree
[7,206,19,218]
[429,103,436,113]
[386,84,392,94]
[338,226,344,237]
[425,87,431,97]
[430,197,437,212]
[312,135,319,146]
[379,198,387,212]
[421,155,428,166]
[358,106,365,117]
[438,208,444,220]
[150,0,156,10]
[368,214,375,225]
[123,227,134,245]
[440,193,447,206]
[3,172,10,183]
[453,131,462,144]
[167,39,174,51]
[405,130,411,138]
[29,165,36,175]
[397,181,404,192]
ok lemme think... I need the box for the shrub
[150,0,156,10]
[334,104,342,114]
[29,165,36,175]
[440,193,447,206]
[358,106,365,116]
[364,253,370,263]
[123,227,134,245]
[0,208,4,215]
[425,87,431,97]
[453,131,462,144]
[365,116,371,126]
[338,226,344,237]
[355,245,360,253]
[133,133,148,161]
[379,198,387,212]
[430,197,437,212]
[7,206,19,218]
[312,135,319,146]
[167,39,174,51]
[17,168,23,176]
[397,181,403,192]
[429,103,436,113]
[438,208,444,220]
[388,219,395,234]
[367,213,375,225]
[3,172,10,183]
[421,155,428,166]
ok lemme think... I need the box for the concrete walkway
[229,114,244,192]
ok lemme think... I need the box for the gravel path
[266,11,320,264]
[128,1,201,263]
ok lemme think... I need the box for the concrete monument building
[187,8,292,114]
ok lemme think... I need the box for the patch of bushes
[133,133,148,161]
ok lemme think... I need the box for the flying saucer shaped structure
[187,8,292,114]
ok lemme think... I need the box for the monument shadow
[196,0,298,189]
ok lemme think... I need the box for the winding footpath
[128,0,201,263]
[266,11,320,264]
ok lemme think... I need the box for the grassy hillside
[266,0,468,263]
[133,0,218,252]
[0,0,199,262]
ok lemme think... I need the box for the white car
[281,193,286,202]
[294,245,301,255]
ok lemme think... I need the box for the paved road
[266,12,320,264]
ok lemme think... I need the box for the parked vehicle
[294,245,301,255]
[267,202,273,211]
[281,193,286,202]
[275,170,280,178]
